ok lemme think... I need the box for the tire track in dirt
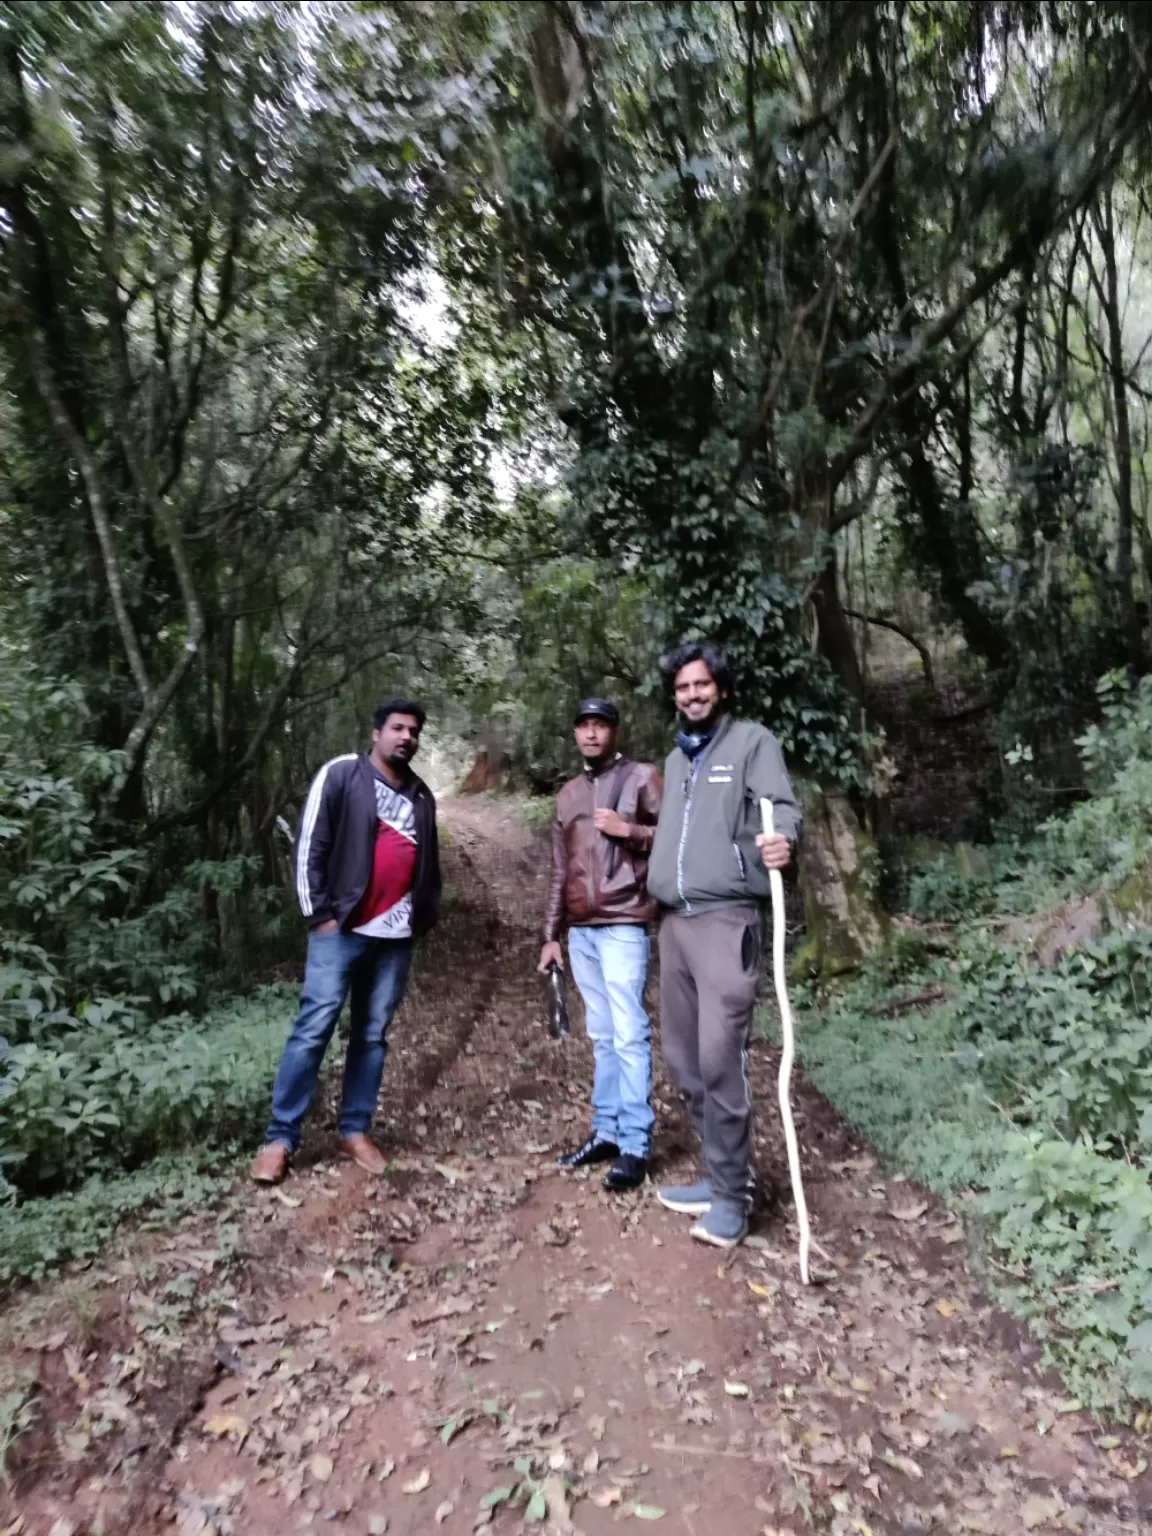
[4,796,1150,1536]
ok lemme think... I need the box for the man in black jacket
[250,699,441,1184]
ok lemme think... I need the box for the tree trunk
[1093,188,1145,670]
[794,786,888,979]
[811,553,865,702]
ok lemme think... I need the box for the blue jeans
[567,924,654,1157]
[266,930,414,1152]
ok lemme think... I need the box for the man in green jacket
[647,642,802,1248]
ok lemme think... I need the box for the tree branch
[844,606,936,693]
[730,128,899,485]
[16,304,154,705]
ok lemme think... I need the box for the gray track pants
[658,904,762,1210]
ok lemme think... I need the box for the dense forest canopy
[6,0,1152,834]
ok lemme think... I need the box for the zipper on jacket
[676,760,698,914]
[591,769,599,910]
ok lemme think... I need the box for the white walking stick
[761,798,811,1286]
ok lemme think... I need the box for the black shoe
[556,1136,619,1169]
[603,1153,648,1192]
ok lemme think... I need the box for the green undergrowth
[772,672,1152,1419]
[0,1145,243,1288]
[784,935,1152,1417]
[778,929,1152,1417]
[1,984,293,1196]
[0,985,296,1284]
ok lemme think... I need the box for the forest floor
[3,796,1151,1536]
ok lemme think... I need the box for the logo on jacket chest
[706,763,735,785]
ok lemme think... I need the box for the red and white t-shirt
[349,775,418,938]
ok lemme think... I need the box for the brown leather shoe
[337,1134,387,1175]
[250,1143,290,1184]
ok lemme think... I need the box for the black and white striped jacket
[294,753,441,937]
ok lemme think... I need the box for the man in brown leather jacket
[539,698,663,1191]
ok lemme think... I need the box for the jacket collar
[358,750,428,800]
[675,713,732,765]
[582,751,626,781]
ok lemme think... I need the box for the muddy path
[4,796,1150,1536]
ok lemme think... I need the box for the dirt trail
[4,797,1151,1536]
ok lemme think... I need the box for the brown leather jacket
[542,756,663,940]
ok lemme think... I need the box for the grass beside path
[776,928,1152,1420]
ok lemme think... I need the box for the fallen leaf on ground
[591,1487,624,1508]
[274,1189,302,1208]
[747,1281,772,1299]
[1021,1494,1063,1529]
[934,1413,970,1438]
[403,1468,431,1494]
[935,1299,959,1317]
[724,1382,750,1397]
[310,1453,334,1482]
[629,1504,667,1521]
[435,1500,454,1524]
[889,1200,929,1222]
[367,1519,388,1536]
[480,1485,515,1509]
[535,1221,569,1247]
[203,1415,248,1439]
[882,1450,923,1479]
[435,1163,469,1183]
[414,1297,473,1324]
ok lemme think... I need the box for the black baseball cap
[574,697,620,726]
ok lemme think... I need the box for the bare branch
[844,606,936,693]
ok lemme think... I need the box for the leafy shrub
[984,1135,1152,1410]
[951,933,1152,1153]
[784,962,1007,1194]
[0,1147,240,1286]
[0,987,293,1194]
[789,948,1152,1415]
[790,676,1152,1416]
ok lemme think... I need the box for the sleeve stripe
[296,755,357,916]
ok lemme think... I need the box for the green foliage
[0,1148,240,1288]
[794,937,1152,1414]
[422,0,1152,791]
[0,642,297,1230]
[788,956,1007,1196]
[908,672,1152,922]
[984,1135,1152,1409]
[790,676,1152,1415]
[953,935,1152,1153]
[0,987,292,1194]
[0,1370,37,1483]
